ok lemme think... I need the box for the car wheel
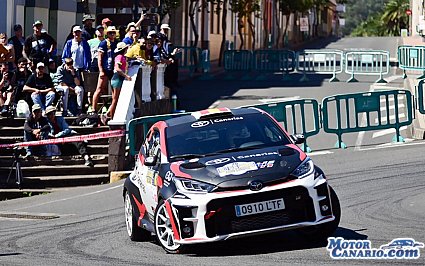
[296,185,341,240]
[154,199,185,253]
[124,191,150,241]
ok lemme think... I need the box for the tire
[124,191,150,241]
[296,185,341,240]
[154,199,185,253]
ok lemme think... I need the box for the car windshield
[166,113,291,160]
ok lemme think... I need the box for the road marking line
[307,150,333,156]
[259,96,300,103]
[13,183,123,211]
[372,126,407,138]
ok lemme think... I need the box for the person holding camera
[53,58,84,116]
[23,20,57,70]
[23,103,50,157]
[23,62,55,112]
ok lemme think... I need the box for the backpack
[72,113,99,127]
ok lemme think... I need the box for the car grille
[205,186,315,237]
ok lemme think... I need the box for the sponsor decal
[165,171,174,181]
[327,237,424,259]
[146,170,157,186]
[191,121,210,128]
[216,161,258,177]
[236,151,279,159]
[213,116,243,123]
[256,160,275,169]
[205,158,231,166]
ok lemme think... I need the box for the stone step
[0,135,108,145]
[0,174,109,189]
[0,116,78,127]
[0,144,109,156]
[0,125,110,136]
[0,163,109,178]
[0,154,108,167]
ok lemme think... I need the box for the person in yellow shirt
[125,37,155,66]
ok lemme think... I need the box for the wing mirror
[291,134,305,144]
[144,155,157,166]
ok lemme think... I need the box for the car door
[139,129,161,217]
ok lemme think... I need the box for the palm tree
[381,0,409,36]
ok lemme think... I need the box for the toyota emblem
[249,180,263,191]
[205,158,231,166]
[191,121,210,128]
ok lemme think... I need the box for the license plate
[235,198,285,217]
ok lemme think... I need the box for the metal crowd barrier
[223,50,253,80]
[417,79,425,114]
[397,45,425,79]
[174,46,201,76]
[322,90,413,148]
[241,99,320,152]
[344,50,390,83]
[128,113,188,156]
[296,49,344,82]
[253,50,296,81]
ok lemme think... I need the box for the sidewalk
[402,35,425,139]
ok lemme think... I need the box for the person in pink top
[101,42,131,124]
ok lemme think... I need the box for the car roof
[165,107,263,127]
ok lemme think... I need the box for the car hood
[169,144,307,189]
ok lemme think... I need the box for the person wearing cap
[81,14,96,41]
[92,26,117,113]
[45,105,94,166]
[62,26,91,73]
[23,20,57,69]
[159,23,181,96]
[101,18,112,30]
[88,25,105,72]
[23,62,55,111]
[53,58,84,116]
[23,103,50,157]
[8,24,24,65]
[100,42,131,123]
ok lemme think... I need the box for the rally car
[123,107,341,253]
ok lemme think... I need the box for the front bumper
[168,174,335,245]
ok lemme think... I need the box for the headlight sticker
[217,161,258,177]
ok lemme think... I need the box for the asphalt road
[1,36,424,265]
[0,140,424,265]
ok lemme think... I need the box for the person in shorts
[101,42,131,124]
[91,26,117,113]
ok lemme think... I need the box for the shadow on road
[184,227,368,257]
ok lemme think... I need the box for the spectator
[159,24,180,93]
[45,106,93,166]
[101,18,112,31]
[88,25,104,72]
[53,58,84,116]
[0,62,16,115]
[65,24,80,42]
[91,26,117,113]
[23,103,50,157]
[101,42,131,123]
[122,14,145,45]
[8,24,24,66]
[48,58,57,80]
[81,14,96,41]
[14,57,31,104]
[23,20,57,69]
[0,33,15,67]
[23,62,55,112]
[62,26,91,73]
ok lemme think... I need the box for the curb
[110,171,131,183]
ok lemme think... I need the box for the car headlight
[291,158,314,179]
[174,178,216,193]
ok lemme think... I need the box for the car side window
[149,130,161,166]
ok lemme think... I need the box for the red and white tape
[0,129,125,149]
